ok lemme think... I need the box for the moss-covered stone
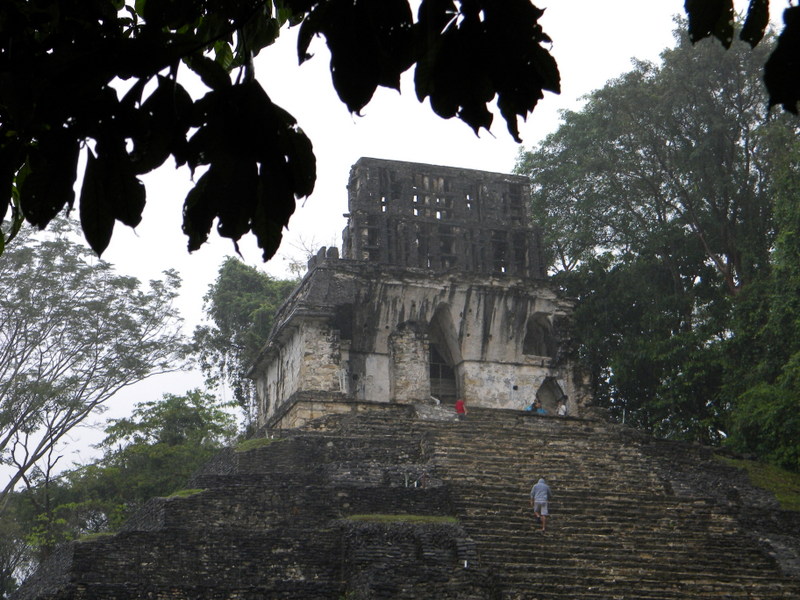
[717,455,800,511]
[344,514,458,524]
[235,437,283,453]
[165,488,205,499]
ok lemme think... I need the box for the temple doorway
[428,305,462,404]
[536,377,565,414]
[429,343,457,403]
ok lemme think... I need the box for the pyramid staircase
[15,405,800,599]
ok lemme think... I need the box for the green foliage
[518,28,776,293]
[516,27,777,444]
[193,257,296,424]
[726,355,800,472]
[516,23,800,461]
[0,0,561,259]
[720,122,800,468]
[81,390,237,509]
[235,437,283,453]
[345,514,458,524]
[555,252,728,443]
[101,389,237,449]
[9,390,235,570]
[0,218,186,510]
[716,455,800,511]
[166,489,205,499]
[0,505,31,598]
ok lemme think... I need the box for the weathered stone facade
[249,158,591,429]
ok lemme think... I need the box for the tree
[0,0,560,258]
[2,390,236,589]
[722,125,800,470]
[552,250,729,443]
[193,257,296,425]
[0,219,186,511]
[52,389,237,531]
[0,506,31,599]
[515,25,800,447]
[684,1,800,114]
[518,28,778,295]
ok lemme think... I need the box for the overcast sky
[56,0,765,461]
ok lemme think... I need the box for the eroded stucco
[248,159,591,428]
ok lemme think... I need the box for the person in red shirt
[455,398,467,420]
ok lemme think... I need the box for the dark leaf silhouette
[740,0,769,47]
[765,7,800,114]
[685,0,735,48]
[415,0,558,140]
[182,80,314,260]
[130,77,194,175]
[299,0,414,113]
[7,0,799,260]
[18,130,80,228]
[80,140,146,255]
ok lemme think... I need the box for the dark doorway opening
[429,343,457,403]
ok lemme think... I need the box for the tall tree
[193,257,296,425]
[723,125,800,470]
[518,27,777,294]
[515,26,800,447]
[0,219,186,510]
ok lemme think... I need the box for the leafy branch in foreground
[0,0,560,258]
[1,1,796,262]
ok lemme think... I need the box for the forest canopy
[516,22,800,470]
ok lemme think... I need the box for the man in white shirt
[529,478,552,532]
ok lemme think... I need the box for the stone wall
[389,322,431,402]
[266,395,411,431]
[15,407,800,600]
[342,157,545,279]
[250,261,588,427]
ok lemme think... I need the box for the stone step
[16,410,800,600]
[450,486,711,501]
[472,541,776,571]
[485,561,787,584]
[490,575,796,600]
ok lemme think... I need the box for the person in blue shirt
[534,400,547,415]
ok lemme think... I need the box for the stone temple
[248,157,591,429]
[16,159,800,600]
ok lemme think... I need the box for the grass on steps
[717,455,800,511]
[345,514,458,524]
[235,437,284,452]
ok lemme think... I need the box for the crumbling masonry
[248,158,591,428]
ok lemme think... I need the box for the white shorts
[533,501,549,516]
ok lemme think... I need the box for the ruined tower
[248,158,590,428]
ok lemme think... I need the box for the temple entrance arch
[428,304,463,404]
[536,377,565,414]
[522,313,557,358]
